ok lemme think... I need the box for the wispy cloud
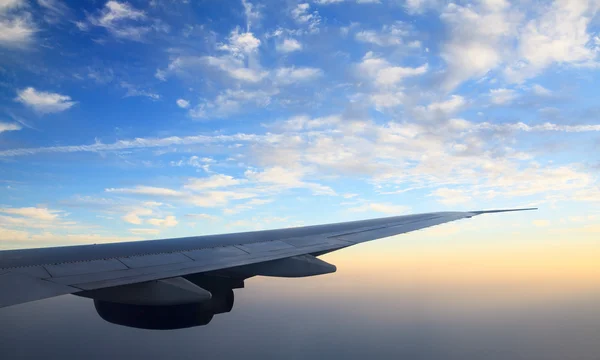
[0,206,62,221]
[38,0,70,24]
[355,22,412,47]
[185,174,245,190]
[87,0,165,41]
[120,82,160,100]
[106,186,184,197]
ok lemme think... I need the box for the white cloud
[0,122,21,134]
[162,30,266,85]
[357,52,428,87]
[530,84,552,96]
[431,188,472,205]
[189,191,257,207]
[245,167,336,195]
[88,0,151,41]
[241,0,260,32]
[376,64,428,86]
[185,174,244,190]
[412,95,466,122]
[427,95,466,113]
[0,227,142,248]
[218,28,261,55]
[0,207,61,221]
[505,0,599,82]
[314,0,344,4]
[122,208,153,225]
[0,132,244,157]
[270,114,341,131]
[189,89,275,119]
[277,38,302,53]
[473,122,600,133]
[185,213,218,221]
[404,0,441,14]
[202,55,267,83]
[38,0,69,24]
[147,215,178,227]
[3,115,600,160]
[15,87,76,114]
[369,91,406,110]
[0,0,25,11]
[106,186,184,197]
[0,8,36,48]
[291,3,320,33]
[490,88,517,105]
[170,156,214,172]
[355,22,411,47]
[120,82,160,100]
[274,67,322,85]
[246,198,273,206]
[106,182,257,210]
[222,198,273,215]
[176,99,190,108]
[155,68,167,81]
[440,1,518,90]
[73,20,88,31]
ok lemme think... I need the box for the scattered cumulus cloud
[176,99,190,108]
[505,0,600,82]
[15,87,76,114]
[277,38,302,53]
[357,52,428,87]
[147,215,178,227]
[122,208,153,224]
[2,0,600,246]
[291,3,320,33]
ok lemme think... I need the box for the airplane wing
[0,208,535,310]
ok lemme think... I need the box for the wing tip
[469,207,538,215]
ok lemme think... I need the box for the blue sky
[0,0,599,248]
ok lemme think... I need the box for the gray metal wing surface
[0,208,535,309]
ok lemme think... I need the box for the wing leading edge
[0,208,536,309]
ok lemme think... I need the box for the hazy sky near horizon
[1,0,599,249]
